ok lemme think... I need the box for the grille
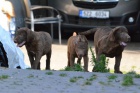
[73,1,118,9]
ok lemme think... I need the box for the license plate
[79,10,109,19]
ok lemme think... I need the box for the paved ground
[1,39,140,93]
[0,68,140,93]
[21,39,140,73]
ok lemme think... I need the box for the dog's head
[74,35,88,58]
[14,27,33,47]
[109,26,131,46]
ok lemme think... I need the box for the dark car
[48,0,140,40]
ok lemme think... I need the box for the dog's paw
[114,71,123,74]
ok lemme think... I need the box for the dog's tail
[79,28,97,35]
[73,32,77,36]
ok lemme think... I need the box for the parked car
[48,0,140,40]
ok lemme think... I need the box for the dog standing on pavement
[14,27,52,70]
[67,32,89,71]
[79,26,131,73]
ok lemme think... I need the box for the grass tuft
[0,75,9,80]
[84,81,92,85]
[61,63,84,71]
[90,47,110,73]
[134,74,140,78]
[108,74,117,80]
[69,77,78,83]
[59,73,67,77]
[46,72,53,75]
[122,75,134,86]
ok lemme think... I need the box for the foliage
[134,74,140,78]
[108,74,117,80]
[89,47,110,73]
[69,77,79,83]
[126,71,137,75]
[59,73,67,77]
[46,71,53,75]
[122,75,134,86]
[61,63,84,71]
[27,74,34,78]
[84,81,92,85]
[0,75,9,80]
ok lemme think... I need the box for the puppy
[14,27,52,70]
[67,32,89,71]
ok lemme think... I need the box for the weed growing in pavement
[89,47,110,73]
[99,81,106,85]
[61,63,84,71]
[126,66,137,75]
[46,71,53,75]
[134,74,140,78]
[127,71,137,75]
[122,75,134,86]
[125,66,140,78]
[84,80,92,85]
[27,74,34,78]
[59,73,67,77]
[69,76,84,83]
[108,74,117,80]
[77,76,84,79]
[0,75,9,80]
[69,77,79,83]
[107,74,118,83]
[87,74,97,81]
[83,74,97,86]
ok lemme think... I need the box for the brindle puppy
[14,27,52,70]
[79,26,131,73]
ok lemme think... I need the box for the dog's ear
[73,35,79,46]
[73,35,81,46]
[24,27,33,42]
[80,35,87,42]
[77,35,88,43]
[77,35,85,42]
[109,27,121,41]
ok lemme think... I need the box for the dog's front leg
[70,54,75,68]
[33,52,42,69]
[114,54,122,74]
[96,51,102,62]
[27,51,34,68]
[67,52,70,67]
[83,56,88,72]
[46,50,51,70]
[77,57,82,65]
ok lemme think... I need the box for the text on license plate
[79,10,109,19]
